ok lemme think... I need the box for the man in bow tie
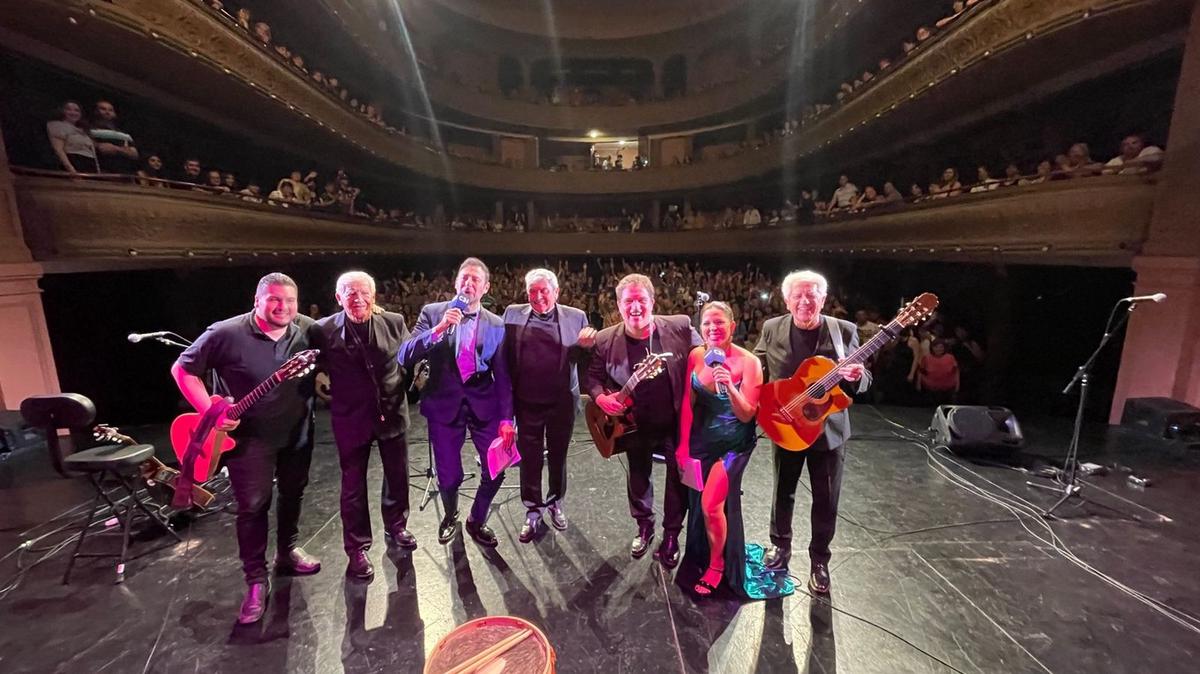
[398,258,515,547]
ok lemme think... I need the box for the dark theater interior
[1,1,1199,672]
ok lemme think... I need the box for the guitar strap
[826,315,846,361]
[172,398,230,509]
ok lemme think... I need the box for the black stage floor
[1,405,1199,674]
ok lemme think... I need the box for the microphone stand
[1028,299,1138,518]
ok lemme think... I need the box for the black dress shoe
[809,562,831,594]
[438,513,461,545]
[346,550,374,581]
[547,502,568,531]
[237,582,269,624]
[465,519,498,548]
[385,529,418,550]
[630,528,655,559]
[763,545,791,571]
[653,535,680,569]
[276,547,321,575]
[518,514,541,543]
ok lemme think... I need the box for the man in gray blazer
[754,270,870,594]
[503,268,597,542]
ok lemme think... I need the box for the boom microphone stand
[1028,297,1140,518]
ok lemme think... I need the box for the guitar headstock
[895,293,939,328]
[278,349,320,381]
[633,352,670,382]
[93,424,134,446]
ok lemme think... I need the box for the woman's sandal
[694,567,724,597]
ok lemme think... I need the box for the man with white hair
[308,271,414,582]
[503,268,597,542]
[753,270,871,594]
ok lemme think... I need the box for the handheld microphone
[704,347,728,397]
[1121,293,1166,304]
[447,294,470,337]
[127,331,171,344]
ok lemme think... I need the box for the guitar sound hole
[802,404,822,422]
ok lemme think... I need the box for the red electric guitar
[757,294,938,451]
[170,349,319,482]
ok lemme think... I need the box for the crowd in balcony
[363,257,983,405]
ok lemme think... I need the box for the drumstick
[443,628,533,674]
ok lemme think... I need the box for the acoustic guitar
[584,352,670,458]
[93,424,216,508]
[757,293,939,451]
[170,349,319,482]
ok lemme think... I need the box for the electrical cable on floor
[654,563,689,674]
[786,578,968,674]
[871,406,1200,637]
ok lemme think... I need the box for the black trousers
[223,435,313,584]
[515,397,575,515]
[769,442,845,565]
[426,402,503,524]
[619,429,688,537]
[337,433,410,554]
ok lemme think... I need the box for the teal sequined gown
[682,373,794,599]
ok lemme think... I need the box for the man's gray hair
[256,272,297,298]
[781,270,828,297]
[336,270,376,296]
[524,268,559,291]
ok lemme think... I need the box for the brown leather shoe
[346,550,374,581]
[276,547,321,576]
[809,563,831,594]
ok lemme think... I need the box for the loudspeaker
[1120,397,1200,441]
[931,405,1024,453]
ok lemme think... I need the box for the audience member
[1062,143,1102,178]
[46,100,98,174]
[1103,134,1164,175]
[828,174,860,212]
[930,168,963,198]
[916,339,959,405]
[136,154,167,187]
[89,100,139,173]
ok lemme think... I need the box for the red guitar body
[757,356,853,452]
[170,395,237,483]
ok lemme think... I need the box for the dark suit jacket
[754,313,872,449]
[308,310,410,449]
[503,303,591,408]
[398,300,513,425]
[585,315,702,414]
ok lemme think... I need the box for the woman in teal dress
[676,302,793,599]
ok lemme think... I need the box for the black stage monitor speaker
[931,405,1024,454]
[1120,397,1200,441]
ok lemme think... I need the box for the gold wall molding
[15,176,1154,271]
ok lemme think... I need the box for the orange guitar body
[757,356,853,452]
[170,395,237,483]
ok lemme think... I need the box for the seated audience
[929,168,963,198]
[1062,143,1103,178]
[828,174,860,212]
[136,154,167,187]
[969,166,999,192]
[1103,134,1164,175]
[1020,159,1054,185]
[1001,163,1022,187]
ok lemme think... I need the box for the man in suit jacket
[398,258,515,548]
[586,273,702,568]
[754,270,871,594]
[308,271,414,582]
[503,268,596,543]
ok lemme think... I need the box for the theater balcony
[2,0,1187,196]
[13,172,1155,272]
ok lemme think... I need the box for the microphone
[127,331,171,344]
[447,294,470,337]
[1121,293,1166,304]
[704,347,728,397]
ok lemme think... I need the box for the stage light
[588,129,601,138]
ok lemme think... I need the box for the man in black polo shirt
[171,272,320,625]
[586,273,701,567]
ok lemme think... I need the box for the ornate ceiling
[421,0,747,40]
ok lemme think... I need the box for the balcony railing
[12,169,1156,271]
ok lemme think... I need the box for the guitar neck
[811,319,902,391]
[227,372,284,420]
